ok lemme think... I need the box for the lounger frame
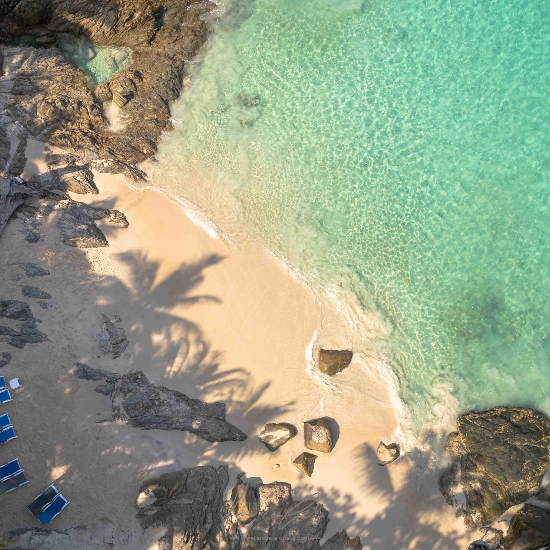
[27,484,59,516]
[0,388,12,404]
[0,426,16,444]
[38,495,69,524]
[0,458,22,482]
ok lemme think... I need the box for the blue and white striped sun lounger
[28,485,59,516]
[0,471,27,495]
[0,377,5,390]
[0,426,16,444]
[0,413,11,430]
[0,389,11,405]
[0,459,21,482]
[38,494,68,524]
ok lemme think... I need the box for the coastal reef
[74,364,248,442]
[0,0,217,176]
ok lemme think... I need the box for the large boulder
[318,350,353,376]
[74,366,248,443]
[293,452,317,477]
[258,422,297,452]
[443,407,550,527]
[304,418,333,453]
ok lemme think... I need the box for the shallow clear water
[58,37,131,86]
[151,0,550,428]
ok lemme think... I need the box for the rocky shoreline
[0,0,217,179]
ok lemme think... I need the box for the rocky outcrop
[22,286,52,300]
[74,366,248,443]
[0,0,217,173]
[0,351,12,368]
[97,313,128,358]
[293,452,317,477]
[318,350,353,376]
[376,441,400,466]
[0,300,48,348]
[258,422,297,452]
[304,418,333,453]
[136,465,236,550]
[442,407,550,527]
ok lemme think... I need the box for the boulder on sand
[318,349,353,376]
[376,441,400,465]
[258,422,297,452]
[321,530,362,550]
[293,452,317,477]
[230,481,259,525]
[304,417,333,453]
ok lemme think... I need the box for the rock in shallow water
[318,349,353,376]
[443,407,550,527]
[304,417,333,453]
[258,422,297,451]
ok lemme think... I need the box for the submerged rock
[74,366,248,443]
[304,418,333,453]
[318,349,353,376]
[376,441,400,465]
[443,407,550,527]
[258,422,297,452]
[293,452,317,477]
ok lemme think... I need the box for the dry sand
[0,142,481,548]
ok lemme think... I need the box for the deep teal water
[151,0,550,428]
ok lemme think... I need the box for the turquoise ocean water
[144,0,550,429]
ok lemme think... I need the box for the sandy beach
[0,142,483,548]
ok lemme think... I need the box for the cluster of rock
[257,417,335,478]
[440,407,550,549]
[74,364,248,443]
[136,465,362,550]
[97,313,129,358]
[0,0,217,175]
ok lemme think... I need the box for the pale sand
[0,142,481,548]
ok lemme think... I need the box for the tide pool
[150,0,550,429]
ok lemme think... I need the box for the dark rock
[75,366,247,443]
[304,418,333,453]
[22,285,51,299]
[18,263,50,277]
[258,422,297,452]
[293,452,317,477]
[137,465,237,550]
[318,350,353,376]
[97,313,128,358]
[38,301,50,309]
[231,482,259,525]
[56,200,108,248]
[245,482,329,550]
[0,352,12,368]
[25,231,40,243]
[321,531,362,550]
[376,441,400,465]
[439,461,460,507]
[95,382,116,396]
[50,164,98,195]
[443,407,550,527]
[0,300,47,348]
[503,501,550,550]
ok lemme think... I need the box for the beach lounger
[27,485,59,516]
[38,494,68,524]
[0,426,15,444]
[0,459,21,482]
[0,471,27,495]
[0,389,11,404]
[0,376,5,390]
[0,413,11,430]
